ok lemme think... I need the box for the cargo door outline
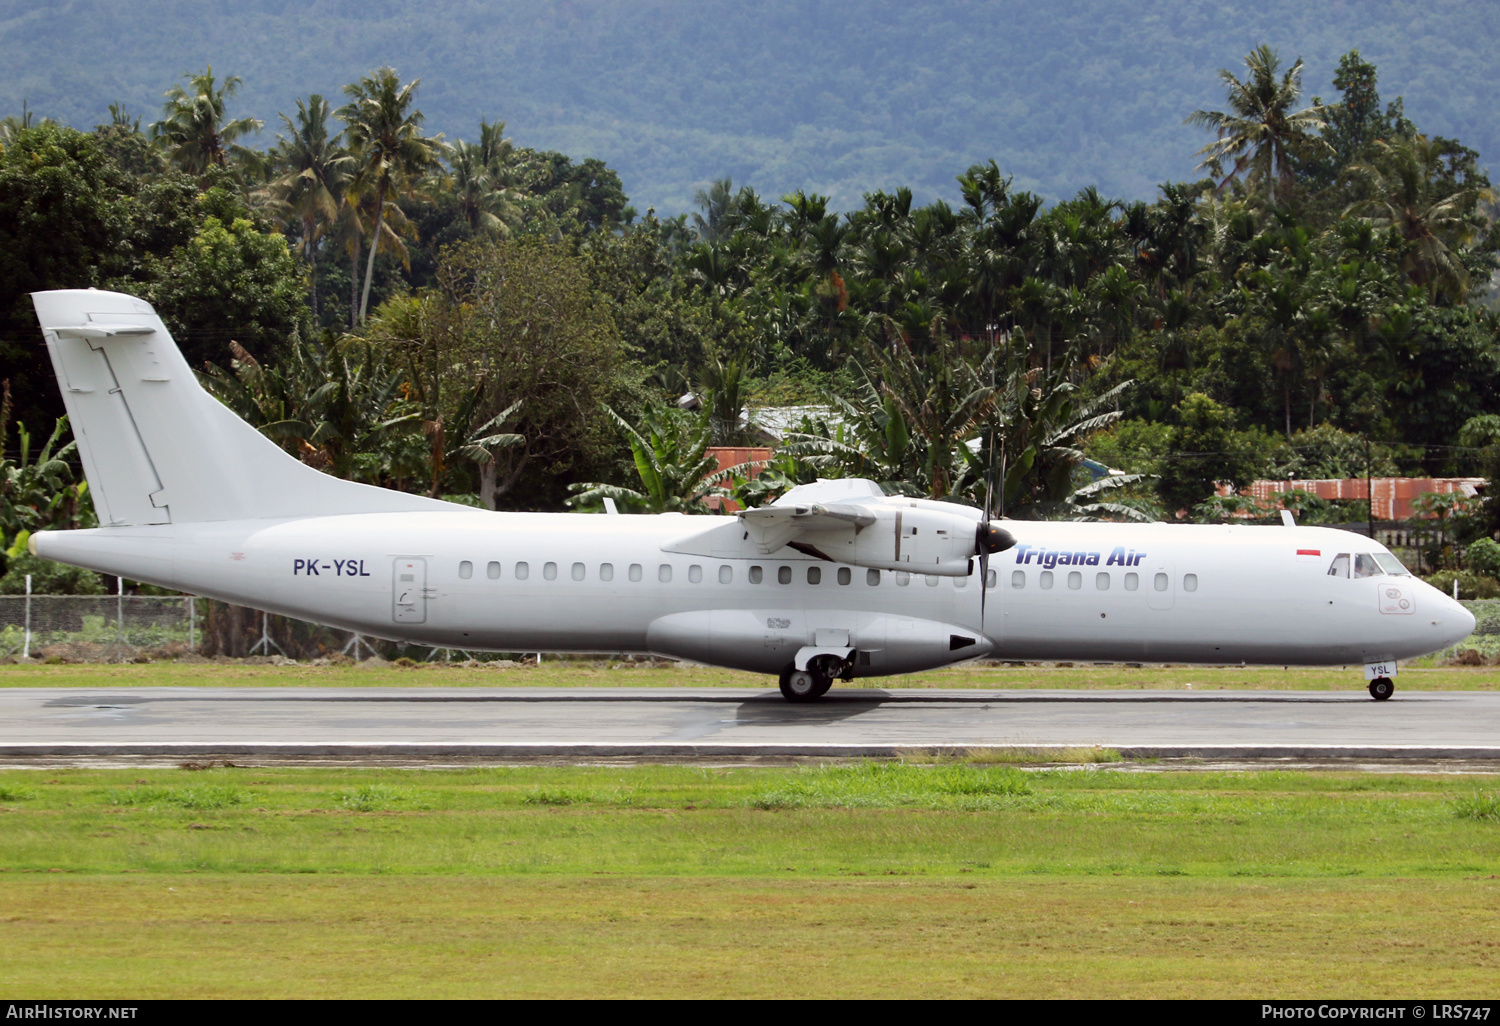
[393,557,428,623]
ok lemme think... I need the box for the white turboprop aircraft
[28,289,1476,701]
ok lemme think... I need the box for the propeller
[975,515,1014,630]
[977,425,1013,631]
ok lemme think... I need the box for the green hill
[1,0,1495,211]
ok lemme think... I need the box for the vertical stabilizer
[32,289,457,524]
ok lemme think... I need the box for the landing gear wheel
[1368,677,1395,701]
[779,666,827,702]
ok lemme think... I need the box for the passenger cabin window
[750,566,764,584]
[571,562,586,581]
[778,566,792,585]
[628,563,643,582]
[1096,572,1109,591]
[986,569,997,589]
[487,561,501,580]
[867,569,881,586]
[600,563,614,582]
[515,561,530,581]
[896,572,911,587]
[1040,571,1054,590]
[1183,573,1198,592]
[926,575,939,587]
[459,560,473,579]
[806,566,821,585]
[1153,572,1168,592]
[1353,554,1381,579]
[543,562,558,581]
[1328,553,1350,578]
[1011,570,1025,589]
[689,564,703,584]
[1067,571,1082,590]
[837,567,851,586]
[659,564,673,583]
[719,565,733,584]
[1124,572,1139,591]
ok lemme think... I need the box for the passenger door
[392,557,428,624]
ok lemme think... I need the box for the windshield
[1373,552,1410,576]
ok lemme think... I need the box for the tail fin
[31,289,455,524]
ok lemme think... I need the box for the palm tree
[1186,45,1327,206]
[1345,135,1495,302]
[337,68,446,323]
[692,177,741,241]
[448,140,519,235]
[273,96,353,319]
[150,66,263,175]
[476,118,515,172]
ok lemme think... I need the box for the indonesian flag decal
[1296,548,1322,561]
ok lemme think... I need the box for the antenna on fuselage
[1280,509,1296,527]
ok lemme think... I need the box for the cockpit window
[1353,553,1381,579]
[1327,553,1350,578]
[1373,552,1410,576]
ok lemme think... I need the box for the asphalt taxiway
[1,686,1496,763]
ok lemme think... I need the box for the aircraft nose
[1435,591,1476,648]
[1453,599,1477,643]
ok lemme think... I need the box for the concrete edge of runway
[4,742,1500,762]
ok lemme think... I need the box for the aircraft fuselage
[35,512,1474,675]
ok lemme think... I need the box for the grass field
[1,764,1498,997]
[2,659,1498,690]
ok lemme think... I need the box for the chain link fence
[0,591,479,663]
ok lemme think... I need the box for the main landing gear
[1368,677,1395,701]
[778,655,850,702]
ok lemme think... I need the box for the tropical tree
[199,336,426,488]
[0,381,95,554]
[692,177,746,242]
[1186,45,1328,205]
[568,405,730,513]
[272,95,353,318]
[1345,134,1495,302]
[448,139,519,235]
[337,68,446,323]
[982,344,1137,518]
[149,67,263,175]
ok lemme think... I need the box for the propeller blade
[975,522,1014,631]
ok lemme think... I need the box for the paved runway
[1,686,1497,761]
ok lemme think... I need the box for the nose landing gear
[1368,677,1395,701]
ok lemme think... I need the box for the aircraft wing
[739,502,875,554]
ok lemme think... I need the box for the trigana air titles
[28,289,1475,701]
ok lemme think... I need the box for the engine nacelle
[822,502,983,577]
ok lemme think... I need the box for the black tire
[1368,677,1395,701]
[811,675,834,698]
[779,666,822,702]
